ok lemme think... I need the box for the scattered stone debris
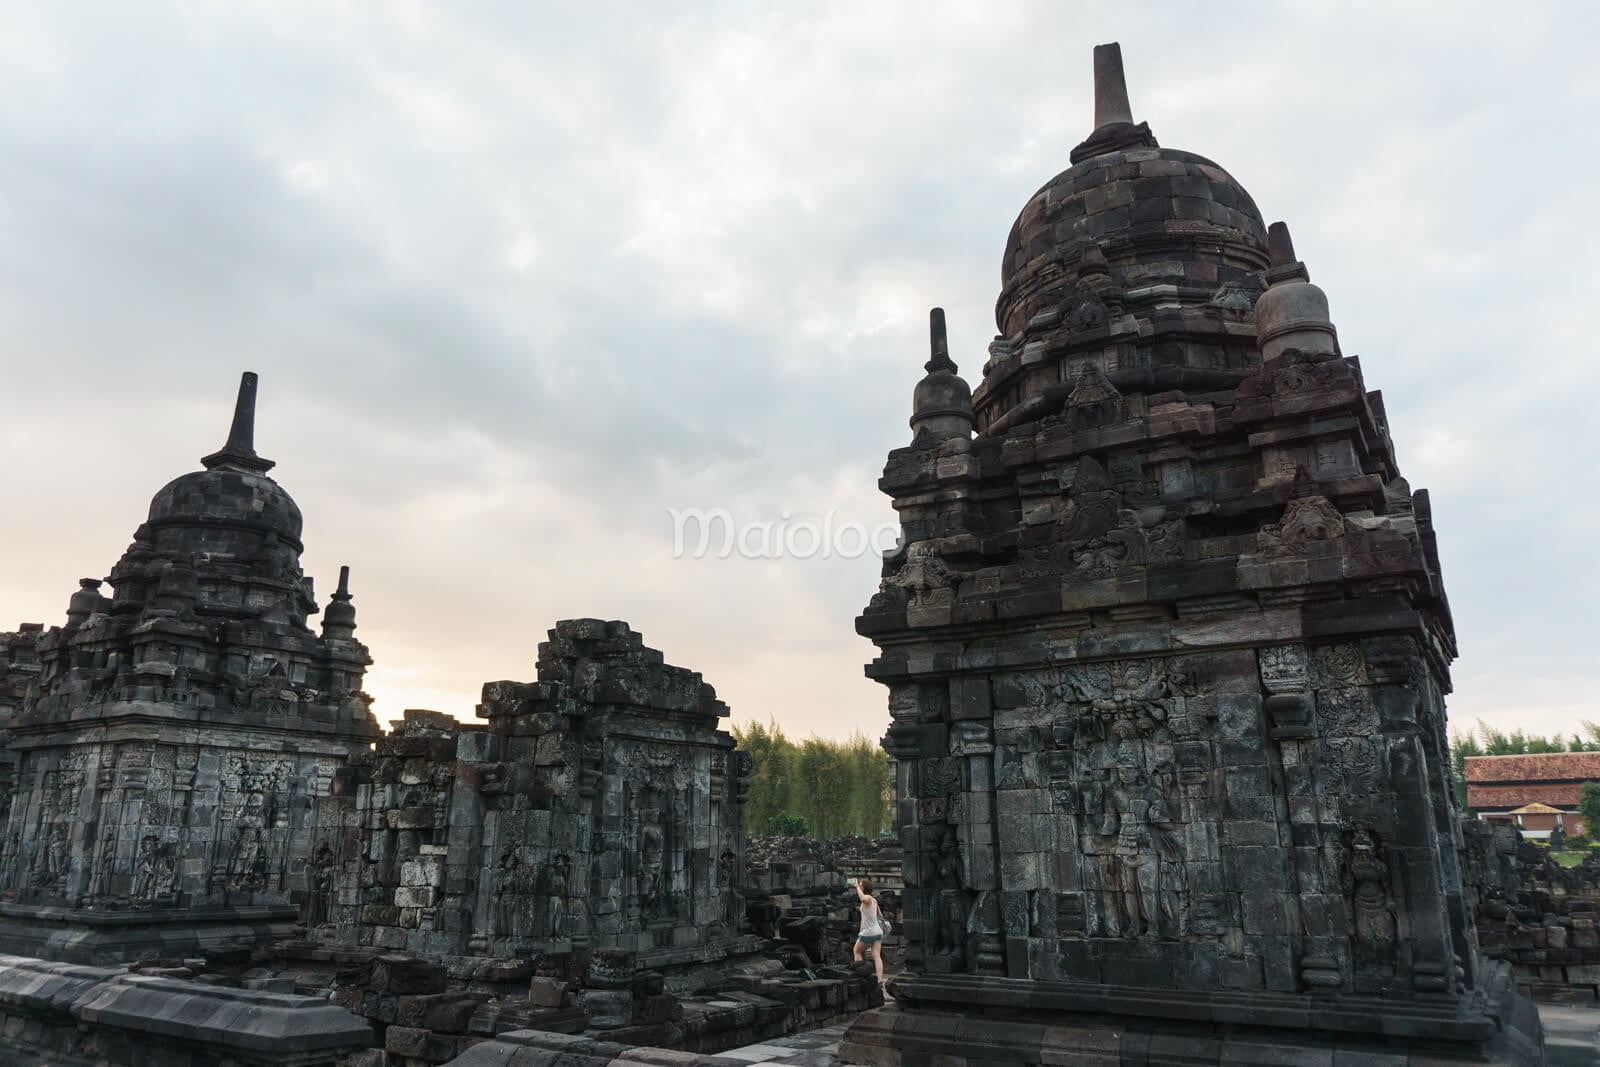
[1465,819,1600,1001]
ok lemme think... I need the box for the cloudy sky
[3,3,1596,744]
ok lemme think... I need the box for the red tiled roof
[1463,752,1600,783]
[1468,783,1583,810]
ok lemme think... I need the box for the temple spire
[321,564,357,639]
[201,372,275,474]
[926,307,957,374]
[1092,43,1134,129]
[1070,42,1158,164]
[1266,221,1311,284]
[909,307,974,446]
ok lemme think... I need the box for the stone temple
[0,372,384,961]
[842,42,1542,1066]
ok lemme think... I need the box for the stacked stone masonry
[322,619,753,967]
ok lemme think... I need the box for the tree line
[732,720,891,839]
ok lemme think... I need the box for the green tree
[769,812,808,836]
[732,723,892,840]
[1450,732,1484,811]
[732,719,796,835]
[1578,782,1600,841]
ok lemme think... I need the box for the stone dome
[140,371,305,550]
[996,146,1269,337]
[145,467,305,550]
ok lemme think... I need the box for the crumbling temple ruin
[842,43,1544,1066]
[0,376,890,1066]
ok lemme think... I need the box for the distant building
[1463,752,1600,838]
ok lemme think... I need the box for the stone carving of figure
[639,813,665,919]
[1083,769,1121,938]
[548,853,571,940]
[933,830,968,964]
[1100,661,1169,741]
[1105,748,1183,939]
[133,835,161,903]
[718,849,742,929]
[88,830,117,900]
[305,843,337,925]
[1151,763,1186,936]
[493,850,523,948]
[41,824,70,890]
[227,790,269,892]
[1343,830,1397,973]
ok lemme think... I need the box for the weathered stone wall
[328,620,751,968]
[0,626,40,841]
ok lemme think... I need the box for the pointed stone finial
[1267,222,1297,268]
[1265,221,1311,284]
[1093,43,1134,129]
[910,307,974,446]
[202,372,275,474]
[1071,42,1158,164]
[322,564,357,638]
[926,307,957,373]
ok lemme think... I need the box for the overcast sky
[3,3,1596,744]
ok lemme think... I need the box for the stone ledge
[0,953,374,1067]
[440,1027,753,1066]
[0,905,299,966]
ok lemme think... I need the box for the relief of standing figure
[639,811,665,918]
[1344,829,1397,974]
[493,850,523,948]
[547,853,571,940]
[1105,747,1184,939]
[933,830,969,965]
[133,835,162,904]
[304,842,337,925]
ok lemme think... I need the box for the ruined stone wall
[1463,819,1600,995]
[332,621,751,970]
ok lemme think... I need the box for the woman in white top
[851,877,886,983]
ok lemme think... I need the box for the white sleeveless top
[859,895,883,936]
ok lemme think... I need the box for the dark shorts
[857,934,883,945]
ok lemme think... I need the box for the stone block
[529,976,569,1008]
[372,955,447,995]
[385,1025,430,1057]
[394,886,438,908]
[577,989,632,1028]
